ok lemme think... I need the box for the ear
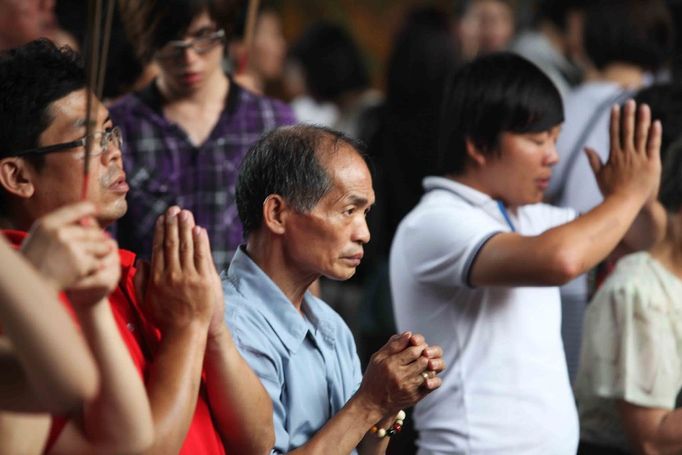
[0,158,35,200]
[464,138,487,168]
[262,194,289,235]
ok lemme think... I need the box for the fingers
[133,258,150,303]
[178,210,195,271]
[634,103,651,154]
[151,214,165,273]
[164,206,181,272]
[380,332,413,357]
[621,99,636,153]
[36,201,96,231]
[584,147,603,177]
[609,104,621,154]
[647,120,662,161]
[193,226,212,275]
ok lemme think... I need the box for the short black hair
[659,140,682,213]
[118,0,237,63]
[437,52,563,176]
[583,0,673,71]
[534,0,588,31]
[634,83,682,163]
[288,22,369,103]
[0,39,85,162]
[236,124,365,237]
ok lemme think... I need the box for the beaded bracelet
[370,410,406,438]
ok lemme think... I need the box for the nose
[352,216,371,245]
[545,141,559,167]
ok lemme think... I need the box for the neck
[158,68,229,105]
[449,171,513,207]
[585,62,646,89]
[245,234,318,312]
[649,212,682,279]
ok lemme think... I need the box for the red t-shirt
[3,230,226,455]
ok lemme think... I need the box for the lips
[109,174,129,193]
[180,72,202,86]
[342,253,364,267]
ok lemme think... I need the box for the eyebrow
[346,195,371,206]
[74,115,112,129]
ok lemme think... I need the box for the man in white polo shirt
[390,53,661,454]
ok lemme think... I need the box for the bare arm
[470,101,662,287]
[618,401,682,455]
[0,217,97,413]
[199,226,274,454]
[15,202,153,454]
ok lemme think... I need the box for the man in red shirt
[0,39,274,454]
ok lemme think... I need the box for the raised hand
[142,206,214,333]
[586,99,662,203]
[20,201,113,290]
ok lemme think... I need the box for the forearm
[621,200,667,252]
[619,402,682,454]
[0,241,97,413]
[204,325,274,455]
[144,323,208,454]
[532,191,646,283]
[288,393,384,455]
[72,299,153,453]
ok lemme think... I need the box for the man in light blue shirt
[223,124,445,454]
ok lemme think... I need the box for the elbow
[229,423,275,455]
[546,248,583,285]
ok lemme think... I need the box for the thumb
[133,258,151,303]
[584,147,603,176]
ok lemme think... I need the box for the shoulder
[222,276,283,355]
[593,253,671,309]
[233,84,295,126]
[518,203,577,230]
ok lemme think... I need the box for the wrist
[348,390,386,428]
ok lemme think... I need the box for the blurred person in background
[112,0,294,272]
[286,21,381,138]
[546,0,674,383]
[0,0,77,51]
[230,2,287,96]
[575,121,682,455]
[511,0,587,100]
[457,0,516,61]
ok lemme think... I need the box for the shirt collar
[226,246,335,354]
[423,176,495,207]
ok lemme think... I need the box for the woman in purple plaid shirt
[110,0,295,272]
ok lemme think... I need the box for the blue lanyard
[496,200,516,232]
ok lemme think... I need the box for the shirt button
[127,323,136,332]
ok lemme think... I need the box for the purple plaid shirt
[109,80,295,272]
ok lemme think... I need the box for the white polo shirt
[389,177,579,454]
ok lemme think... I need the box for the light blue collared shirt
[223,247,363,454]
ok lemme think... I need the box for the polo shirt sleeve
[579,277,679,410]
[226,306,291,454]
[397,205,502,288]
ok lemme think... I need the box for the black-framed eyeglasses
[9,126,123,159]
[156,29,226,60]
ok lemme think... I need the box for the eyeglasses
[10,126,123,159]
[156,29,226,60]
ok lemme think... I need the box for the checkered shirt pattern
[109,81,296,272]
